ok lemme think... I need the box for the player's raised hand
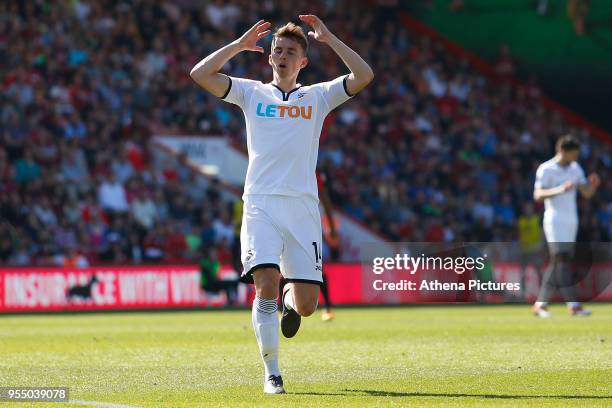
[299,14,333,43]
[588,173,600,187]
[237,20,271,53]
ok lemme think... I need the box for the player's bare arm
[189,20,271,97]
[533,181,574,202]
[578,173,600,199]
[299,14,374,95]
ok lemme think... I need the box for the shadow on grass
[344,389,612,399]
[288,389,611,399]
[290,391,350,396]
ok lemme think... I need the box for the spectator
[185,225,203,257]
[54,217,78,250]
[14,149,41,184]
[143,223,166,262]
[518,202,544,298]
[54,246,90,268]
[131,190,157,230]
[81,191,109,225]
[153,188,170,222]
[200,212,217,248]
[98,173,129,213]
[61,145,90,184]
[32,129,60,166]
[105,215,128,247]
[199,246,239,305]
[494,194,517,226]
[9,237,32,266]
[494,44,516,79]
[472,193,495,228]
[33,196,58,228]
[125,231,145,264]
[213,208,235,245]
[111,148,136,184]
[164,221,188,262]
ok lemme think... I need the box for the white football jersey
[534,157,587,223]
[221,75,352,200]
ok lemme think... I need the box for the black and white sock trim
[254,297,278,314]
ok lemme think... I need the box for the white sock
[283,287,296,311]
[252,296,280,377]
[535,301,548,308]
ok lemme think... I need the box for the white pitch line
[70,399,140,408]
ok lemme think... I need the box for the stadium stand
[0,0,609,266]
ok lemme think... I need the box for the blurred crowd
[0,0,609,266]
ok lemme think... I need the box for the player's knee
[295,301,317,317]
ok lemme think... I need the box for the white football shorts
[240,195,323,285]
[543,218,578,254]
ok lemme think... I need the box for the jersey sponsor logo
[256,103,313,120]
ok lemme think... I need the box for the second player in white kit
[532,135,600,318]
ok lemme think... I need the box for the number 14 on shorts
[312,241,322,262]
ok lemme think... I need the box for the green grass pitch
[1,304,611,407]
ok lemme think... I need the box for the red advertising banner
[0,265,245,313]
[0,263,610,313]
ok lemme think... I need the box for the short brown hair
[272,22,308,55]
[556,134,580,151]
